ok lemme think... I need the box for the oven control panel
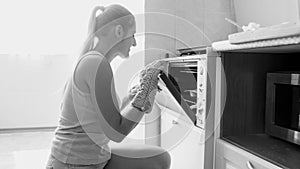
[196,57,207,129]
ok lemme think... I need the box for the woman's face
[115,21,137,59]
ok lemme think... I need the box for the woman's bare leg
[104,144,171,169]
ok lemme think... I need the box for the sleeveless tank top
[51,51,111,165]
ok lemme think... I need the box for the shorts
[46,155,108,169]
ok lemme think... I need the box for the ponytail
[80,6,105,56]
[79,4,134,57]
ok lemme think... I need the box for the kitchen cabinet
[213,41,300,169]
[215,139,282,169]
[160,106,205,169]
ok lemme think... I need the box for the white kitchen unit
[215,139,282,169]
[213,42,300,169]
[160,106,205,169]
[154,48,219,169]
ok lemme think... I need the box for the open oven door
[155,72,196,125]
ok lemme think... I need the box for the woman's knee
[109,144,171,169]
[150,150,171,169]
[159,151,171,169]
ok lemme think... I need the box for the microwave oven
[265,72,300,145]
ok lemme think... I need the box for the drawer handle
[246,161,254,169]
[172,120,179,125]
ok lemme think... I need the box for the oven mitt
[131,60,166,113]
[128,85,139,100]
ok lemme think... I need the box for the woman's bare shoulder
[74,52,109,92]
[77,52,106,72]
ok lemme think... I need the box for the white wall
[0,54,73,129]
[0,0,145,130]
[233,0,299,27]
[144,0,237,146]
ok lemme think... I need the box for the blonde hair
[80,4,134,56]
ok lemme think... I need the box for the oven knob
[197,102,204,114]
[198,107,204,115]
[196,116,202,124]
[199,119,203,125]
[199,84,204,93]
[199,67,204,75]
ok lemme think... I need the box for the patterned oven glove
[126,85,139,101]
[131,60,167,113]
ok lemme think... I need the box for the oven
[155,48,218,129]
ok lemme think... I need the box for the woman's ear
[115,25,124,38]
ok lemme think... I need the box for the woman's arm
[76,54,144,142]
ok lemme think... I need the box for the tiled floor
[0,129,146,169]
[0,130,54,169]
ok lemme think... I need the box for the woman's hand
[128,85,139,100]
[131,60,167,113]
[139,60,167,79]
[120,85,139,111]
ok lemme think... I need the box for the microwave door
[155,73,196,125]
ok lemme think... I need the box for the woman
[46,4,171,169]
